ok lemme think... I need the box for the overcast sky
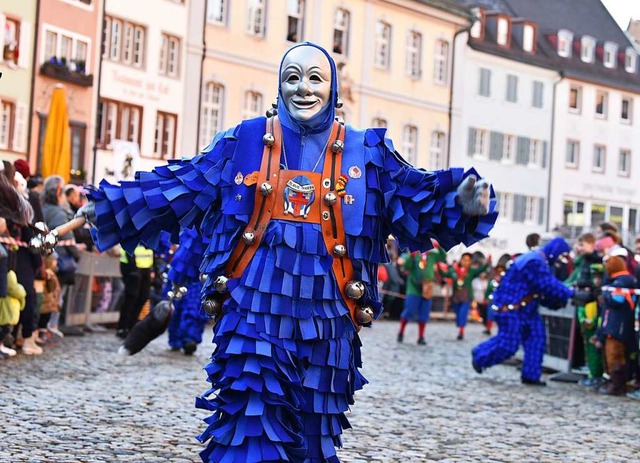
[601,0,640,29]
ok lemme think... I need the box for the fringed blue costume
[167,227,209,351]
[89,43,496,462]
[472,238,574,382]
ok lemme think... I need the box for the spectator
[14,160,44,224]
[380,238,405,320]
[116,246,154,339]
[526,233,541,250]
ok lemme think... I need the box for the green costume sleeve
[564,255,584,287]
[577,304,586,324]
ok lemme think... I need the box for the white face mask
[280,47,332,121]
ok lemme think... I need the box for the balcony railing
[40,59,93,87]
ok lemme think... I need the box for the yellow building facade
[199,0,468,169]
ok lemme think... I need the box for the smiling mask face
[280,46,332,121]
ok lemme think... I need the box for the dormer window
[557,29,573,58]
[581,36,595,63]
[625,48,637,73]
[603,42,618,68]
[497,17,509,46]
[522,24,534,52]
[470,8,483,39]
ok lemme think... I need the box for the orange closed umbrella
[41,84,71,183]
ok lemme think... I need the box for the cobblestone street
[1,320,639,462]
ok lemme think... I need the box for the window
[532,81,544,108]
[243,91,262,119]
[69,122,86,177]
[472,128,488,158]
[503,134,515,162]
[566,140,579,168]
[581,36,595,63]
[207,0,228,25]
[286,0,304,42]
[506,74,518,103]
[470,8,483,39]
[429,131,446,170]
[525,196,538,223]
[557,29,572,58]
[591,203,606,228]
[246,0,266,37]
[42,25,91,73]
[603,42,617,68]
[372,117,387,128]
[629,208,638,240]
[374,21,391,69]
[406,31,422,78]
[478,68,491,97]
[595,91,608,118]
[333,9,349,55]
[0,100,15,150]
[593,145,606,173]
[159,33,181,77]
[619,149,631,177]
[625,48,637,73]
[609,206,624,232]
[563,199,585,236]
[498,192,512,220]
[621,97,632,123]
[402,125,418,165]
[569,86,581,112]
[97,99,143,147]
[199,82,224,150]
[2,18,20,67]
[496,18,509,46]
[529,140,542,166]
[433,40,449,85]
[154,112,177,159]
[103,16,144,68]
[522,24,534,52]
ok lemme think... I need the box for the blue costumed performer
[471,237,577,385]
[79,42,496,462]
[167,227,210,355]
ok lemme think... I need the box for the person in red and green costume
[397,239,447,345]
[441,252,489,340]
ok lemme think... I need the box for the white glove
[456,175,490,216]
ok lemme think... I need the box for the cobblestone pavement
[1,320,639,462]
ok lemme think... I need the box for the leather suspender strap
[318,122,359,328]
[226,117,282,279]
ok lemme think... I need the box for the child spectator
[41,252,63,338]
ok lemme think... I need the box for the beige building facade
[199,0,468,170]
[0,0,37,165]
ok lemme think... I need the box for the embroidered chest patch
[283,175,316,219]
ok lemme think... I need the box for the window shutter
[538,197,545,225]
[13,102,28,153]
[542,140,548,168]
[18,21,31,69]
[468,127,476,157]
[489,131,503,160]
[513,194,526,222]
[0,15,6,59]
[516,137,530,165]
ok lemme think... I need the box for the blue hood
[276,42,339,136]
[541,237,571,266]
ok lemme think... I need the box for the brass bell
[200,273,208,285]
[266,107,277,117]
[507,304,514,310]
[259,182,273,196]
[263,133,275,146]
[242,231,256,245]
[333,244,347,257]
[203,297,223,317]
[345,281,365,299]
[331,140,344,153]
[172,286,187,301]
[324,192,337,206]
[214,275,229,293]
[335,115,345,124]
[356,306,374,325]
[335,97,344,109]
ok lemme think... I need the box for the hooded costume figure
[87,42,496,462]
[472,238,575,385]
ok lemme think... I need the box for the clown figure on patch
[283,175,316,218]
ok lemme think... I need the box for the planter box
[40,62,93,87]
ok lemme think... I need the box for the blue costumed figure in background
[167,227,210,355]
[471,237,576,385]
[82,42,496,462]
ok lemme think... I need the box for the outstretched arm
[527,259,575,309]
[88,127,237,253]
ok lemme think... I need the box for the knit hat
[541,237,571,266]
[13,159,30,179]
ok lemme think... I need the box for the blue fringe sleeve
[364,128,498,253]
[88,127,238,253]
[526,259,574,309]
[167,227,210,286]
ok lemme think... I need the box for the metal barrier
[65,251,122,326]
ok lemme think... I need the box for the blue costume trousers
[472,311,546,381]
[452,301,471,327]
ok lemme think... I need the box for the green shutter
[542,140,548,168]
[538,197,545,225]
[468,127,476,157]
[489,131,504,160]
[513,195,526,222]
[516,137,530,165]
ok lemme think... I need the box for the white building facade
[450,12,557,256]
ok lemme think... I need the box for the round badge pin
[348,166,361,179]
